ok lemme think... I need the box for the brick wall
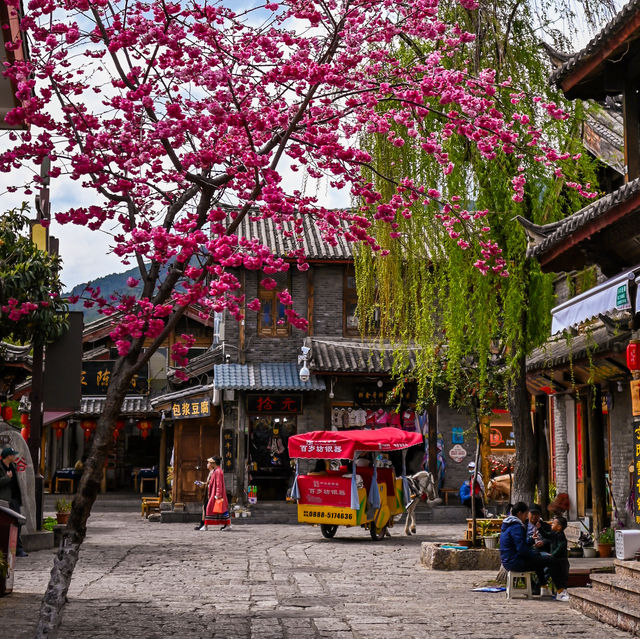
[609,386,637,528]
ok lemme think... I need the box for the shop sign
[631,379,640,417]
[448,444,467,463]
[247,394,302,414]
[222,428,236,472]
[635,424,640,525]
[297,476,351,508]
[82,360,148,395]
[452,427,464,444]
[354,383,415,407]
[490,425,516,449]
[171,398,210,419]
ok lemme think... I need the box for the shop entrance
[248,415,296,500]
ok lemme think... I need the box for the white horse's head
[413,470,442,505]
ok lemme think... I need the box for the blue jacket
[499,515,535,569]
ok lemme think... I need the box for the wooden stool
[441,489,457,505]
[55,477,75,493]
[506,571,534,599]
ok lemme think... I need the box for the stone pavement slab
[0,512,632,638]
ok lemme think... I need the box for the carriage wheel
[369,521,387,541]
[320,524,338,539]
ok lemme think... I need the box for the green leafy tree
[0,206,67,345]
[357,0,611,505]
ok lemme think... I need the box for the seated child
[547,514,570,601]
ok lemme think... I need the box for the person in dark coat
[527,503,552,551]
[499,501,551,593]
[0,446,27,557]
[546,515,570,601]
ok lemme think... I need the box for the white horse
[403,470,442,535]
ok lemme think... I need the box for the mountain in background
[65,265,143,323]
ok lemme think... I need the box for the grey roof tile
[549,0,640,88]
[78,395,155,416]
[213,362,325,391]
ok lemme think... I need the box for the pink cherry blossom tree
[0,0,586,634]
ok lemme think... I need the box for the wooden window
[258,272,290,337]
[343,266,379,336]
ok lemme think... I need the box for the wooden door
[174,410,220,503]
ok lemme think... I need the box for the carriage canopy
[288,427,423,460]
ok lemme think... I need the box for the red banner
[297,475,352,507]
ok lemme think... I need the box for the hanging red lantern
[627,341,640,372]
[52,420,68,440]
[20,413,31,441]
[136,420,152,440]
[81,419,97,442]
[1,405,13,421]
[113,418,126,441]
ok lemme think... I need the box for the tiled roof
[79,395,155,416]
[167,346,223,382]
[232,210,353,261]
[526,323,630,372]
[549,0,640,87]
[524,178,640,259]
[0,343,32,367]
[151,384,214,406]
[213,362,326,391]
[309,337,417,374]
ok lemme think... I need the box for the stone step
[614,559,640,580]
[590,572,640,605]
[569,586,640,636]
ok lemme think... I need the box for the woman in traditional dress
[202,455,231,530]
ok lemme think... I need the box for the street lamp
[298,346,310,383]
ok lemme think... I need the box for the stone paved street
[0,510,632,638]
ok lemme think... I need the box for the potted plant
[597,527,615,557]
[483,532,499,549]
[578,530,596,558]
[55,498,72,525]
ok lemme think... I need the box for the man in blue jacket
[500,501,551,593]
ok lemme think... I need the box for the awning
[213,362,325,391]
[288,427,423,459]
[43,410,74,426]
[551,269,636,334]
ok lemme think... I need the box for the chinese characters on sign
[82,361,148,395]
[247,394,302,414]
[171,398,211,419]
[222,428,236,472]
[354,384,415,408]
[489,425,516,450]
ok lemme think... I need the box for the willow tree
[357,0,613,505]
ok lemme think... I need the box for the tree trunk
[587,385,608,536]
[35,363,134,638]
[508,354,536,505]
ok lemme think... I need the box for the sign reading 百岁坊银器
[171,398,211,419]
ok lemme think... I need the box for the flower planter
[56,512,70,525]
[582,547,597,558]
[597,543,612,558]
[483,536,498,549]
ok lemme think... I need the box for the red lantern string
[81,419,97,442]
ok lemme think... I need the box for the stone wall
[436,397,474,492]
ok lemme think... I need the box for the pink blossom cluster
[1,297,51,321]
[0,0,596,365]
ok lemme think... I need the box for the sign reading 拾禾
[247,394,302,414]
[171,399,211,419]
